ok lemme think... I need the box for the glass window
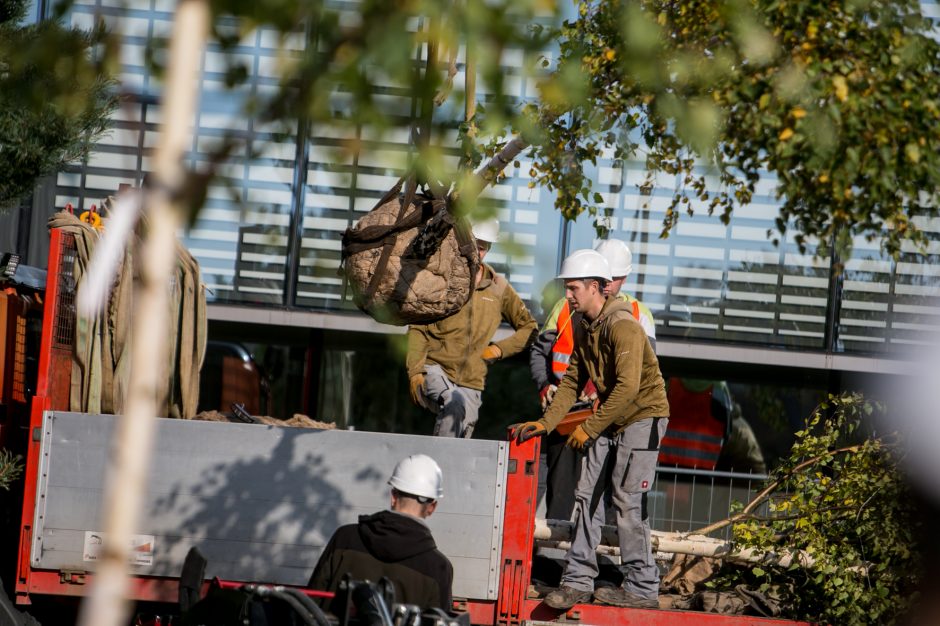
[565,164,832,350]
[50,0,940,356]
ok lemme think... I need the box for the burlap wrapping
[342,181,479,325]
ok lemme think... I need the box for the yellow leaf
[819,173,829,183]
[779,128,794,141]
[791,107,807,119]
[833,75,849,102]
[759,93,771,110]
[605,48,616,62]
[905,142,921,163]
[807,23,818,39]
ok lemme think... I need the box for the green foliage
[0,448,23,490]
[717,393,923,625]
[0,0,118,210]
[492,0,940,257]
[149,0,559,220]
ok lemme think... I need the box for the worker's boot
[544,585,592,610]
[593,587,659,609]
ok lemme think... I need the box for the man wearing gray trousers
[510,249,670,610]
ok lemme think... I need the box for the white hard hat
[557,249,612,281]
[594,239,633,278]
[388,454,444,500]
[471,217,500,244]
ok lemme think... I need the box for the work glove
[409,373,426,408]
[539,384,558,410]
[508,421,547,443]
[579,380,598,404]
[566,424,592,451]
[481,344,503,363]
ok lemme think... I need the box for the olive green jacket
[540,297,669,438]
[406,264,537,391]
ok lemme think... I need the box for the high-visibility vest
[550,299,640,381]
[658,378,726,470]
[550,300,575,380]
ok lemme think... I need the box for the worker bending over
[407,218,537,437]
[513,249,670,610]
[529,239,656,521]
[308,454,454,612]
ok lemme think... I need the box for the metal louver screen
[53,0,940,355]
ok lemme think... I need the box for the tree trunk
[534,518,865,573]
[75,1,209,624]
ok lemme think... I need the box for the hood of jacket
[585,294,633,330]
[357,510,437,562]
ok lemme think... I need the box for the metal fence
[650,466,770,541]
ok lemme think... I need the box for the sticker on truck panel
[83,531,155,566]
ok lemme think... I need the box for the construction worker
[307,454,454,612]
[660,378,767,473]
[512,249,670,610]
[407,217,537,438]
[529,239,656,521]
[659,378,733,471]
[719,405,767,474]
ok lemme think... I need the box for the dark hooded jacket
[307,510,453,613]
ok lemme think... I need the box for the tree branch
[692,444,865,537]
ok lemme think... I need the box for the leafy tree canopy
[489,0,940,258]
[0,0,117,210]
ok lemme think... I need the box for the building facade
[3,0,938,460]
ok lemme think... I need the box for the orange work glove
[509,421,547,443]
[565,424,592,451]
[482,344,503,363]
[409,373,426,408]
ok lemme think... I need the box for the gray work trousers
[422,364,483,438]
[561,417,669,599]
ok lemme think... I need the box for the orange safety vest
[658,378,726,470]
[550,299,640,382]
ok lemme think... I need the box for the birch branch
[473,135,530,191]
[534,519,867,574]
[693,444,864,538]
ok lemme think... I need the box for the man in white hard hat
[512,249,670,610]
[308,454,454,612]
[593,239,656,345]
[407,217,537,437]
[529,239,657,522]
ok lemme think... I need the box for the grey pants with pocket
[561,416,669,599]
[421,364,483,438]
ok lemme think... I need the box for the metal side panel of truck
[28,411,507,601]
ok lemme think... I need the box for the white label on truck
[83,531,155,566]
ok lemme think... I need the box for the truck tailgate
[30,411,508,600]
